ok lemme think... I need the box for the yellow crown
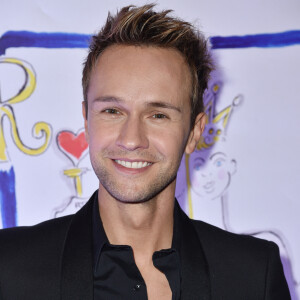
[196,82,242,151]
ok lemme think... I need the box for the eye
[152,113,167,119]
[194,163,202,171]
[215,159,223,167]
[103,108,120,114]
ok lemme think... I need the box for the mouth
[203,181,215,191]
[114,159,152,169]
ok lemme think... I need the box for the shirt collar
[92,192,182,269]
[92,192,109,269]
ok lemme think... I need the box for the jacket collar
[60,192,96,300]
[176,201,211,300]
[60,192,211,300]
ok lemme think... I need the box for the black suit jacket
[0,193,291,300]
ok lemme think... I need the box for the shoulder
[0,214,72,242]
[190,219,275,271]
[191,218,277,256]
[0,215,73,263]
[190,219,289,298]
[190,218,281,266]
[0,216,74,297]
[189,219,291,299]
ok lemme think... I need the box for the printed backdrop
[0,0,299,298]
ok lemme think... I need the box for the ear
[230,159,237,175]
[82,101,89,143]
[185,113,207,154]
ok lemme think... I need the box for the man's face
[84,45,203,203]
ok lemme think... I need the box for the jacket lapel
[59,194,210,300]
[177,203,211,300]
[60,193,96,300]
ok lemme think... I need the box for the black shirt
[92,197,181,300]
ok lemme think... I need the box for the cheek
[191,172,199,186]
[88,122,115,149]
[151,129,185,156]
[217,168,227,181]
[192,175,203,188]
[190,167,204,186]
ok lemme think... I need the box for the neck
[192,193,228,230]
[98,182,175,264]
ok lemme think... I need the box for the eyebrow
[194,157,205,163]
[92,97,182,113]
[209,152,226,160]
[92,96,124,103]
[145,101,182,113]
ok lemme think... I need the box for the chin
[106,189,159,204]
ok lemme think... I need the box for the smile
[114,160,152,169]
[203,181,215,191]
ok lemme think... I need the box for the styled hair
[82,4,213,126]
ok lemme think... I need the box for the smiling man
[0,4,291,300]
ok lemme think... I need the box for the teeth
[115,160,152,169]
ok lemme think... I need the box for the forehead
[87,45,192,106]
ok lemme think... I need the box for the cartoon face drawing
[189,150,236,200]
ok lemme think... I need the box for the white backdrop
[0,0,299,298]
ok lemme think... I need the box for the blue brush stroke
[0,31,91,55]
[0,30,300,55]
[0,167,17,228]
[211,30,300,49]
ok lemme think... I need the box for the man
[0,4,291,300]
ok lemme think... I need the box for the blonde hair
[82,4,213,126]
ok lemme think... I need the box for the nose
[201,170,212,178]
[116,116,149,151]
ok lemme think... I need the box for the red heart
[57,129,88,163]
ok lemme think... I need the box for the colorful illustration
[184,80,241,218]
[1,30,300,55]
[0,57,52,228]
[186,82,299,294]
[53,128,90,217]
[0,28,299,297]
[190,149,236,200]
